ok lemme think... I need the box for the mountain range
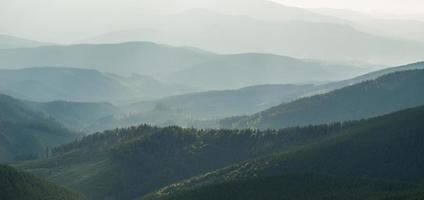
[0,42,368,90]
[221,68,424,129]
[0,34,53,49]
[143,106,424,200]
[0,67,195,103]
[16,105,424,200]
[83,8,424,66]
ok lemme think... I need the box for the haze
[1,0,423,43]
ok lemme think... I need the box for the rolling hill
[221,69,424,129]
[142,105,424,200]
[168,53,366,90]
[18,105,424,200]
[17,122,355,200]
[0,165,86,200]
[0,94,79,161]
[87,62,424,131]
[0,42,369,90]
[23,100,120,132]
[0,67,191,103]
[0,42,214,77]
[126,84,315,119]
[0,34,53,49]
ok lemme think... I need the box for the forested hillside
[221,69,424,129]
[0,165,86,200]
[143,174,421,200]
[18,122,355,200]
[0,94,78,162]
[146,106,424,200]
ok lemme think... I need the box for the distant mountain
[128,84,316,119]
[84,10,424,65]
[0,67,192,103]
[83,84,318,132]
[313,8,424,42]
[168,53,367,90]
[0,42,214,77]
[142,106,424,200]
[0,42,368,90]
[23,100,120,133]
[311,61,424,95]
[221,69,424,129]
[0,94,78,161]
[0,165,86,200]
[92,62,423,130]
[107,73,197,100]
[0,67,134,103]
[0,34,53,49]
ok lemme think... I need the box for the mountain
[17,122,355,200]
[168,53,366,90]
[0,67,191,103]
[318,61,424,93]
[128,84,316,119]
[93,84,316,131]
[313,8,424,42]
[0,94,78,162]
[84,10,424,66]
[0,42,214,77]
[0,165,86,200]
[0,34,53,49]
[107,73,198,100]
[18,105,424,200]
[0,42,368,90]
[23,100,120,133]
[90,62,424,131]
[221,69,424,129]
[141,105,424,200]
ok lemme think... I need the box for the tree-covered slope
[18,122,355,200]
[0,94,78,161]
[221,69,424,129]
[23,100,120,133]
[0,165,86,200]
[148,106,424,199]
[143,174,420,200]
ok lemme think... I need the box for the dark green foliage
[153,106,424,199]
[0,165,86,200]
[147,174,418,200]
[19,105,424,200]
[221,69,424,129]
[0,94,77,161]
[21,122,354,200]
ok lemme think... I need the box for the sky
[0,0,423,43]
[272,0,424,15]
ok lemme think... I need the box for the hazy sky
[273,0,424,15]
[0,0,423,43]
